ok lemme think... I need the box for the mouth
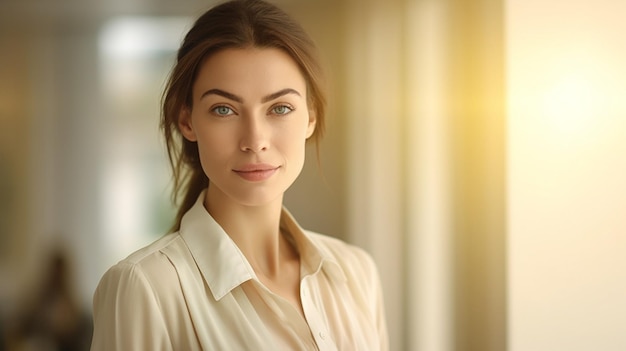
[233,164,280,181]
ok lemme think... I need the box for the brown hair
[161,0,326,231]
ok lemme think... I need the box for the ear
[306,110,317,139]
[178,107,197,142]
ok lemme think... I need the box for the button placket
[300,277,337,351]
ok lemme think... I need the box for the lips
[233,163,280,181]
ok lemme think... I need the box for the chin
[226,186,287,207]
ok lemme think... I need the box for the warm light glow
[508,0,626,350]
[406,2,453,350]
[541,73,596,134]
[536,53,621,138]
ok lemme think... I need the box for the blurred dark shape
[4,249,92,351]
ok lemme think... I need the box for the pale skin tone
[178,47,316,316]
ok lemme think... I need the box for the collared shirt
[91,191,388,350]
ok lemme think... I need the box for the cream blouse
[91,191,388,350]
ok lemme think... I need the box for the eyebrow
[200,88,301,103]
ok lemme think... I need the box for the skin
[178,47,316,315]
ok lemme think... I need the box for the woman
[91,0,388,350]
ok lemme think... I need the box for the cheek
[289,122,311,153]
[194,130,232,169]
[282,131,308,166]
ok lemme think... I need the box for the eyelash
[211,105,236,117]
[209,104,294,117]
[270,104,294,116]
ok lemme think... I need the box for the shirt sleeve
[341,243,390,351]
[91,262,173,351]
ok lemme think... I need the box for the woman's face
[179,47,316,208]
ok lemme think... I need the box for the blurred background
[0,0,624,350]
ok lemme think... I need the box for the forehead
[193,47,307,99]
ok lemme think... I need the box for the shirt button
[319,331,326,340]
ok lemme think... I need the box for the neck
[203,185,293,278]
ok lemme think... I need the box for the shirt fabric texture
[91,191,388,350]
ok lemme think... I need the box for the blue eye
[212,106,235,116]
[272,105,293,115]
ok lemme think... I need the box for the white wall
[507,0,626,350]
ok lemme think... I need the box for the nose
[239,113,270,153]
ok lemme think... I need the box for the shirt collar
[178,190,346,301]
[279,208,347,285]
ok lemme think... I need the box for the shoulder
[304,230,371,260]
[304,230,387,340]
[306,231,373,263]
[112,232,188,275]
[94,232,188,303]
[305,231,380,287]
[92,233,192,350]
[121,232,181,265]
